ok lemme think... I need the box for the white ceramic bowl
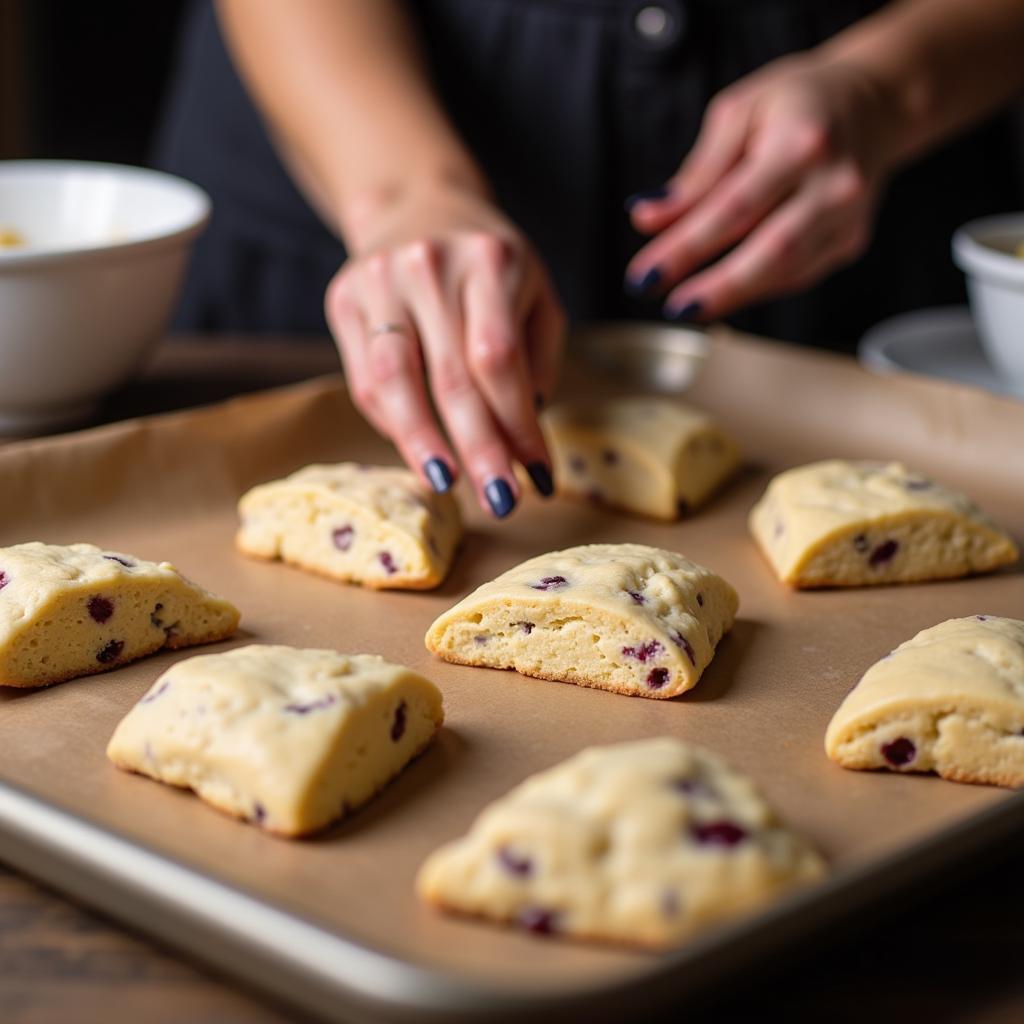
[952,213,1024,384]
[0,160,210,431]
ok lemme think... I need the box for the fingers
[462,236,554,495]
[399,240,523,518]
[661,169,869,320]
[627,90,752,239]
[359,255,460,494]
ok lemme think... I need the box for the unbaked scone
[417,737,825,947]
[825,616,1024,787]
[542,397,740,519]
[237,463,462,590]
[107,644,445,836]
[0,542,239,688]
[424,543,738,699]
[749,460,1018,588]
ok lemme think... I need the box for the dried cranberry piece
[622,640,663,663]
[0,571,8,591]
[88,597,114,624]
[852,534,869,553]
[586,488,604,504]
[869,540,899,567]
[646,668,670,689]
[497,846,533,878]
[568,455,586,474]
[284,695,338,714]
[976,615,989,622]
[904,478,932,491]
[252,802,267,825]
[601,449,619,466]
[390,701,407,742]
[881,737,916,767]
[671,777,712,798]
[378,551,398,575]
[691,821,748,847]
[103,554,134,568]
[517,907,559,936]
[140,680,169,704]
[96,640,124,664]
[668,631,696,665]
[627,590,645,605]
[696,592,704,607]
[531,576,567,591]
[332,525,354,551]
[512,621,535,635]
[150,603,164,628]
[474,634,489,646]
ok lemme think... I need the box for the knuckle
[364,251,391,282]
[349,380,376,412]
[792,119,831,163]
[324,272,355,317]
[706,92,739,126]
[430,356,472,398]
[469,324,516,375]
[830,164,869,207]
[465,232,507,266]
[369,339,411,385]
[400,239,439,276]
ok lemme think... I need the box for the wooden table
[1,336,1022,1024]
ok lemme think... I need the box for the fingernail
[625,186,669,210]
[423,457,454,494]
[526,462,554,498]
[625,266,662,297]
[484,478,516,519]
[665,300,703,323]
[534,391,545,411]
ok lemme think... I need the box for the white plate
[858,306,1024,401]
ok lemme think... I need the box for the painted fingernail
[534,391,544,411]
[423,457,454,494]
[526,462,554,498]
[626,186,669,209]
[484,478,516,519]
[625,266,662,297]
[666,300,703,323]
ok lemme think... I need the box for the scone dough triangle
[0,542,239,688]
[425,543,738,699]
[749,460,1017,588]
[417,738,825,947]
[237,463,462,590]
[826,615,1024,787]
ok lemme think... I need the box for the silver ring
[368,321,408,339]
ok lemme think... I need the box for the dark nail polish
[666,300,703,323]
[626,186,669,209]
[423,457,454,494]
[526,462,554,498]
[484,478,516,519]
[534,391,544,411]
[625,266,662,297]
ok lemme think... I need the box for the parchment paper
[0,327,1020,996]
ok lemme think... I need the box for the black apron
[154,0,1023,351]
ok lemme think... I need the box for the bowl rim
[0,159,211,269]
[951,212,1024,289]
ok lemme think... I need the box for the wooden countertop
[0,335,1021,1024]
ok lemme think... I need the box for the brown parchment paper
[0,327,1021,996]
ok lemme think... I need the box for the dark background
[0,0,188,164]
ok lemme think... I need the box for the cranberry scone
[749,460,1018,588]
[542,397,740,519]
[107,644,445,836]
[424,543,738,699]
[417,737,825,947]
[236,463,462,590]
[825,616,1024,787]
[0,542,239,688]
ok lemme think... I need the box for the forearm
[216,0,489,251]
[821,0,1024,165]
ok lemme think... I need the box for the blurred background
[0,0,187,165]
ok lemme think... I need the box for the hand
[625,54,900,321]
[326,184,565,518]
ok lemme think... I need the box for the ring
[368,322,409,339]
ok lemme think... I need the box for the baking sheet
[0,326,1021,1019]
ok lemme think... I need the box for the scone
[825,616,1024,787]
[417,738,825,947]
[236,463,462,590]
[542,397,740,519]
[0,542,239,688]
[107,644,445,836]
[749,460,1018,588]
[424,543,738,699]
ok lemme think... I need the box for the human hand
[326,185,565,518]
[625,54,900,321]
